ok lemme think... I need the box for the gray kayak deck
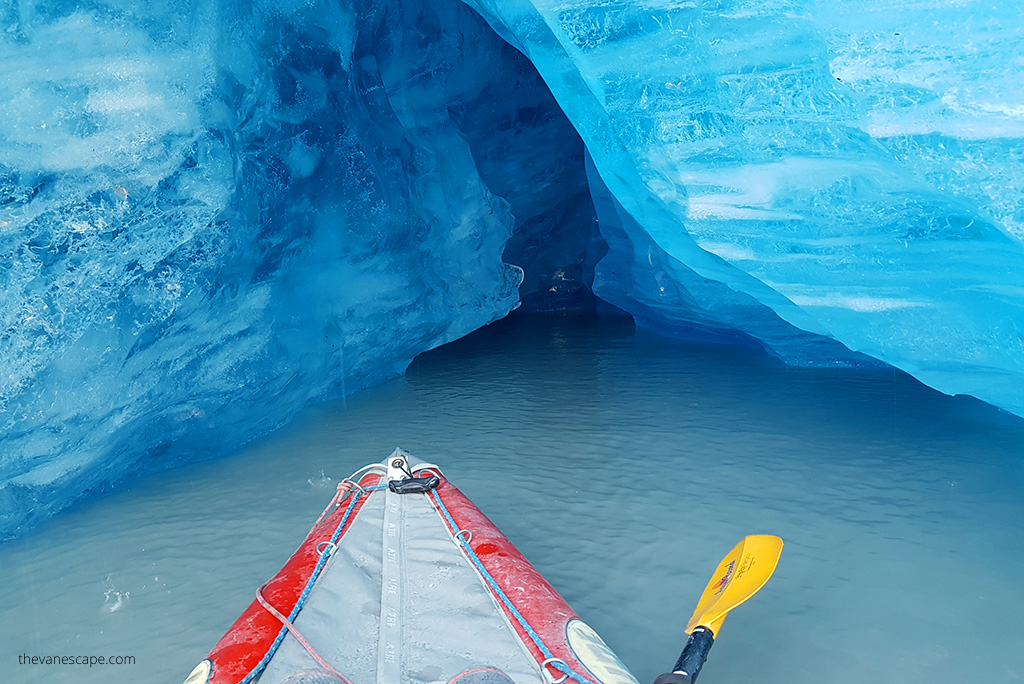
[258,484,544,684]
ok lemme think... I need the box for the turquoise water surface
[2,313,1022,684]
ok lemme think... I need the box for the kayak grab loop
[454,528,473,544]
[540,658,570,684]
[255,584,353,684]
[316,541,336,557]
[341,478,366,495]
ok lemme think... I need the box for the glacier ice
[463,0,1024,408]
[0,0,591,538]
[2,0,1024,538]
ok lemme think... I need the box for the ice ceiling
[1,0,1022,538]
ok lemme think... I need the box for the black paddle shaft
[653,627,715,684]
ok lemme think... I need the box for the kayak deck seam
[377,485,405,683]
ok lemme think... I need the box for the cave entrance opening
[439,0,610,315]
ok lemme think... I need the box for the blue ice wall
[3,0,1024,537]
[444,9,604,312]
[462,0,1024,413]
[0,0,595,538]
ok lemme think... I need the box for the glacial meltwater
[2,313,1022,684]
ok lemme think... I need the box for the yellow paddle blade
[684,534,783,634]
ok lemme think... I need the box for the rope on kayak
[308,480,358,535]
[255,584,352,684]
[239,482,387,684]
[429,488,597,684]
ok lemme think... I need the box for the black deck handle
[388,474,440,494]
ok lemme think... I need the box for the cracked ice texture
[3,0,1024,539]
[0,0,569,538]
[461,0,1024,414]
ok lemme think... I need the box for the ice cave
[4,3,1024,684]
[2,0,1023,543]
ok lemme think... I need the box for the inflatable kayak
[182,449,642,684]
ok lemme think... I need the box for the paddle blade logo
[684,535,783,635]
[713,560,735,595]
[735,552,755,580]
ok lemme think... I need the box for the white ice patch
[86,89,165,114]
[679,158,872,218]
[698,242,759,261]
[288,140,321,179]
[687,197,796,221]
[864,109,1024,140]
[789,295,926,312]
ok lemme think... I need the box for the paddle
[653,535,784,684]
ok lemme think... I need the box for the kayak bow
[183,449,640,684]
